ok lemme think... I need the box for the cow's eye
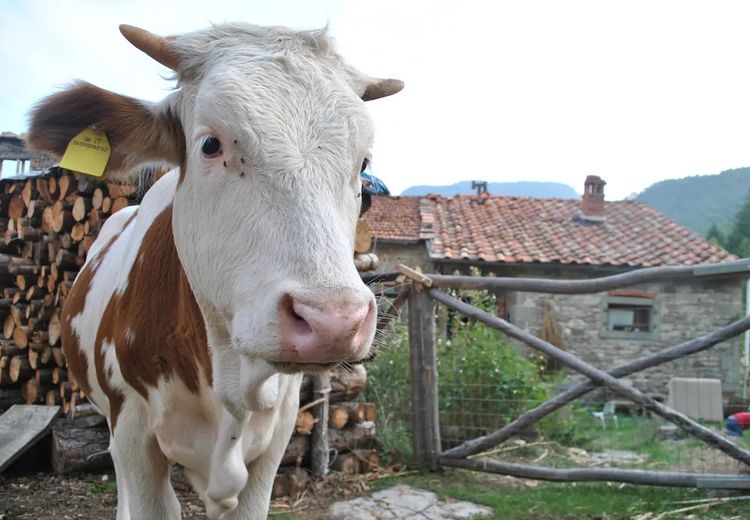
[201,137,222,158]
[360,158,369,173]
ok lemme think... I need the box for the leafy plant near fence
[365,289,593,458]
[362,319,412,463]
[438,290,551,446]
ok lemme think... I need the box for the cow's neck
[106,202,212,401]
[125,173,281,416]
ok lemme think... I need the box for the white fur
[61,23,392,519]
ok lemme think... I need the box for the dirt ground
[0,472,203,520]
[0,469,388,520]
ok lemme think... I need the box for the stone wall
[371,241,431,273]
[506,276,743,399]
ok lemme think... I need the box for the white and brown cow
[27,23,402,519]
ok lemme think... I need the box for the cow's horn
[119,24,180,71]
[362,78,405,101]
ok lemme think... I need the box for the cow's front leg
[110,402,181,520]
[221,428,294,520]
[204,410,251,519]
[223,377,301,520]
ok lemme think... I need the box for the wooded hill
[637,167,750,236]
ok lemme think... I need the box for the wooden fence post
[310,372,331,477]
[408,287,441,471]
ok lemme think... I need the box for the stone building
[363,176,748,399]
[362,196,429,271]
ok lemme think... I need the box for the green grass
[367,415,750,518]
[85,481,118,494]
[579,415,750,469]
[268,414,750,519]
[371,470,750,519]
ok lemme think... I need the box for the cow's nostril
[290,307,305,322]
[281,294,313,335]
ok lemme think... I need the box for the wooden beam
[429,289,750,467]
[408,289,441,470]
[440,457,750,489]
[397,264,433,287]
[443,312,750,458]
[424,259,750,293]
[0,404,60,472]
[309,372,331,478]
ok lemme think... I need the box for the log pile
[0,167,140,413]
[274,364,380,497]
[0,166,382,498]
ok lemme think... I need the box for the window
[608,303,651,332]
[601,296,658,340]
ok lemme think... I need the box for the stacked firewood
[0,167,141,412]
[273,364,380,497]
[274,365,380,496]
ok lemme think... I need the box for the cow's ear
[27,81,185,179]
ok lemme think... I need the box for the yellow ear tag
[59,127,111,177]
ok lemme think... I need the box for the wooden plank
[0,404,60,472]
[397,263,433,287]
[408,289,441,470]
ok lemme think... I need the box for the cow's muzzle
[277,291,376,364]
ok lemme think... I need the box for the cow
[27,22,402,519]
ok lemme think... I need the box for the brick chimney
[581,175,606,220]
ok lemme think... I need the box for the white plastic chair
[593,401,619,429]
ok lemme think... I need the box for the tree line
[707,188,750,258]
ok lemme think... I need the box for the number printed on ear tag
[59,127,111,177]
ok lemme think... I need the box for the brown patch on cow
[27,81,185,181]
[61,264,95,398]
[61,210,138,414]
[94,205,211,428]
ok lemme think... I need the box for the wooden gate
[387,261,750,489]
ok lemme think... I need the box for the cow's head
[28,23,402,411]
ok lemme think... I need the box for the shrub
[362,320,413,463]
[437,290,551,445]
[364,289,590,454]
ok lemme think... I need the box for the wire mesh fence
[365,266,750,486]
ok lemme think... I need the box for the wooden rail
[442,312,750,457]
[440,457,750,489]
[370,259,750,293]
[396,261,750,488]
[430,288,750,467]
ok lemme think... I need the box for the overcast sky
[3,0,750,200]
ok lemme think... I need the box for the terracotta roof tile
[365,194,735,267]
[362,196,422,242]
[426,195,734,267]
